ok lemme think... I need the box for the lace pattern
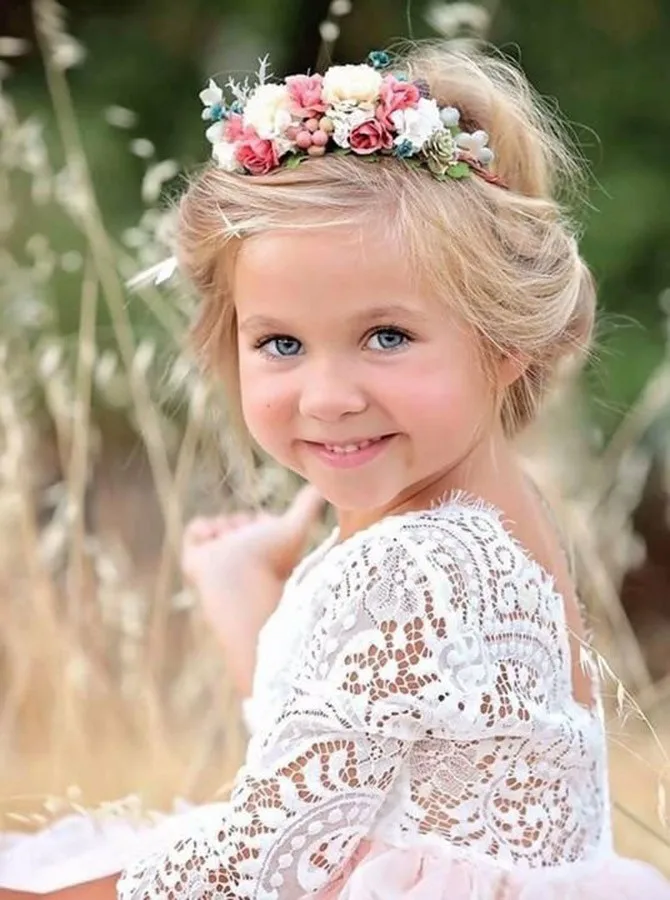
[117,499,610,900]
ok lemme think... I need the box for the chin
[281,445,410,510]
[308,478,399,512]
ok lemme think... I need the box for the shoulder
[307,503,512,737]
[343,495,513,564]
[317,496,563,629]
[316,500,514,623]
[331,497,511,564]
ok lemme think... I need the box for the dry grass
[610,724,670,872]
[0,0,669,880]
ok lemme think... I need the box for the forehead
[233,225,432,327]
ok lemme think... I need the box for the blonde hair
[177,43,596,472]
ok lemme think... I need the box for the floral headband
[127,51,506,290]
[200,51,506,187]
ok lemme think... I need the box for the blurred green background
[2,0,670,424]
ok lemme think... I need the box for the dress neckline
[321,489,601,722]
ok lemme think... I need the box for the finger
[282,484,326,539]
[183,517,218,544]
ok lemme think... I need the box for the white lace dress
[1,500,668,897]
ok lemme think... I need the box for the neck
[335,425,525,541]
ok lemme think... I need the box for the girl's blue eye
[367,328,411,351]
[256,336,303,358]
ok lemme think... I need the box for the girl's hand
[182,484,326,587]
[180,484,326,693]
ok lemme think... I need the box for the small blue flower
[394,139,415,159]
[367,50,391,70]
[229,100,244,115]
[394,72,409,82]
[208,102,226,122]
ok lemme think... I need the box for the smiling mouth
[306,434,396,455]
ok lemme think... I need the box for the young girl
[2,42,670,900]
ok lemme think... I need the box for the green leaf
[284,154,305,169]
[447,162,471,179]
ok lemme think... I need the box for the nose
[298,358,368,421]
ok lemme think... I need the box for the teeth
[324,438,377,454]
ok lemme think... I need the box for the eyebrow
[238,304,428,334]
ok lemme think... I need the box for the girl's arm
[0,874,119,900]
[115,521,472,900]
[208,565,285,699]
[183,487,324,700]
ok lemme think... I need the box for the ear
[497,351,530,388]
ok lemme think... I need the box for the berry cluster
[286,116,335,157]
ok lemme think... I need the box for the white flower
[212,141,242,173]
[205,120,226,145]
[243,83,292,139]
[200,79,223,120]
[456,129,494,164]
[390,97,443,151]
[440,106,460,127]
[200,79,223,106]
[328,104,375,148]
[322,63,383,106]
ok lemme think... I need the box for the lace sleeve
[116,521,475,900]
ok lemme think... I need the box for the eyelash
[253,325,415,360]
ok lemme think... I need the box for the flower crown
[200,51,505,186]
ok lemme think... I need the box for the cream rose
[321,64,383,106]
[243,83,292,139]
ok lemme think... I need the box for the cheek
[239,361,292,445]
[392,356,491,436]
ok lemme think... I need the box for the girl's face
[234,224,512,529]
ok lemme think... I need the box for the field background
[1,0,669,877]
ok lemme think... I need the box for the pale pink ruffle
[308,840,670,900]
[0,802,214,893]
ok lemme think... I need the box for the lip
[304,434,394,448]
[302,434,396,469]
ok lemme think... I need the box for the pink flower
[285,73,327,118]
[235,131,279,174]
[223,114,246,142]
[376,75,421,128]
[349,119,393,154]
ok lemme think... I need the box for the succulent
[423,129,457,176]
